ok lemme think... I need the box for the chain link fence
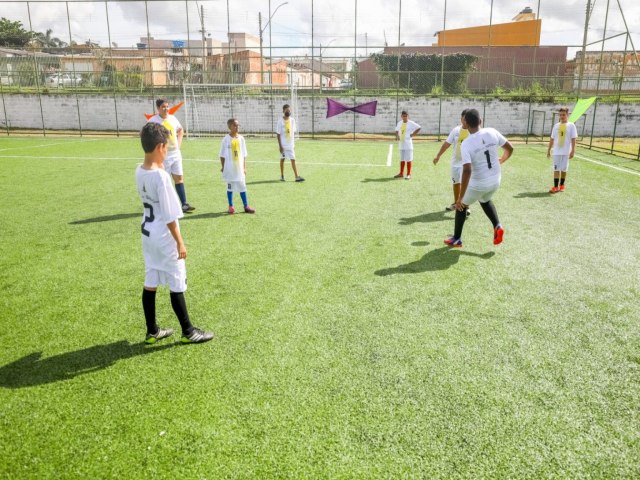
[1,0,639,158]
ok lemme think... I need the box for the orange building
[435,7,541,47]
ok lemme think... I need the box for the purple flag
[326,98,377,118]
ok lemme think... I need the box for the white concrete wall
[1,93,639,137]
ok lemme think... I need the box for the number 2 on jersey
[483,150,492,169]
[141,202,154,237]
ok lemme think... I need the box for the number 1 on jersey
[484,150,492,169]
[141,202,154,237]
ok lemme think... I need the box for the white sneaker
[405,175,411,180]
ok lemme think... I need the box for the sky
[1,0,639,59]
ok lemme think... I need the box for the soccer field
[0,136,639,478]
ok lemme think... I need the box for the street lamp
[259,1,288,85]
[319,39,336,91]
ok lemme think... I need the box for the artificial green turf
[0,136,639,479]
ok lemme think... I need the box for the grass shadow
[361,177,398,183]
[375,246,495,275]
[514,192,551,199]
[182,211,227,220]
[0,340,179,388]
[399,210,451,225]
[246,180,284,185]
[69,213,139,225]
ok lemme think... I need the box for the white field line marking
[0,138,101,153]
[0,155,387,168]
[574,153,640,177]
[518,145,640,177]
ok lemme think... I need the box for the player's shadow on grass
[399,210,451,225]
[514,192,551,199]
[0,340,178,388]
[246,179,284,185]
[181,211,227,220]
[361,177,397,183]
[69,213,139,225]
[375,246,495,275]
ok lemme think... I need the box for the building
[434,6,541,47]
[358,7,566,92]
[357,45,567,92]
[572,50,640,92]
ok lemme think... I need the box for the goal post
[182,83,297,137]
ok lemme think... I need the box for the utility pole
[577,0,592,96]
[259,12,264,84]
[199,5,207,81]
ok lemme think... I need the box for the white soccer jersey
[135,165,184,271]
[460,128,508,189]
[276,117,297,148]
[395,120,421,150]
[446,125,471,166]
[219,134,248,182]
[551,122,577,156]
[148,114,182,151]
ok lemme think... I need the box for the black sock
[453,207,468,239]
[554,178,559,188]
[175,183,187,205]
[479,201,500,228]
[142,289,158,335]
[170,292,193,335]
[560,178,565,186]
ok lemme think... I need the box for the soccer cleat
[295,176,305,182]
[145,327,174,345]
[549,186,560,193]
[444,236,463,248]
[228,206,235,215]
[559,185,565,192]
[445,203,456,211]
[280,176,285,182]
[493,226,504,245]
[466,209,471,218]
[182,203,195,213]
[244,205,256,214]
[181,327,214,344]
[405,175,411,180]
[394,173,403,178]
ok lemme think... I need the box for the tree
[0,18,33,47]
[371,53,477,94]
[32,28,67,52]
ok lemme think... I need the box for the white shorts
[142,232,187,292]
[553,155,569,172]
[400,149,413,161]
[451,165,462,184]
[462,184,500,205]
[163,149,183,176]
[227,180,247,193]
[281,147,296,160]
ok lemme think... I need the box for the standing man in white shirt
[444,109,513,248]
[394,111,421,180]
[136,122,213,344]
[433,109,471,212]
[276,104,305,182]
[147,99,195,213]
[547,107,577,193]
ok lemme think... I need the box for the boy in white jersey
[394,111,421,179]
[147,99,195,213]
[444,109,513,248]
[136,123,213,344]
[220,118,255,214]
[546,107,577,193]
[276,104,305,182]
[433,109,471,212]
